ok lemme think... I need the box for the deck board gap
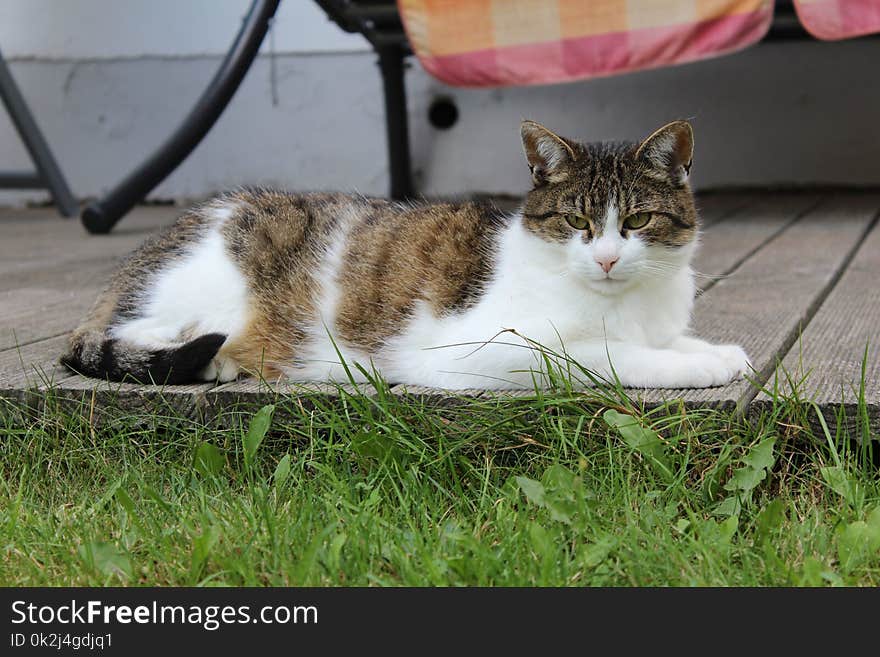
[735,207,880,412]
[0,331,72,357]
[701,194,758,228]
[699,195,825,295]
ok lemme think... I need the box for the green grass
[1,368,878,586]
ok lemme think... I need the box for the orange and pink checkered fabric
[794,0,880,40]
[398,0,775,87]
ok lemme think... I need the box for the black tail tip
[148,333,228,384]
[179,333,228,362]
[60,333,228,384]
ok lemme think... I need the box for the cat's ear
[636,121,694,185]
[521,120,576,185]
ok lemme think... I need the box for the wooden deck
[1,192,878,433]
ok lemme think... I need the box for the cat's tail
[60,331,227,384]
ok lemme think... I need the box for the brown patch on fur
[220,317,286,379]
[218,190,368,377]
[220,193,507,370]
[334,201,506,352]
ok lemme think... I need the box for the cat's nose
[596,256,619,274]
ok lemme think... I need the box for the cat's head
[520,120,698,294]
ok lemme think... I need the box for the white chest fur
[379,217,698,388]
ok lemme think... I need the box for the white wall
[1,2,879,208]
[0,0,366,58]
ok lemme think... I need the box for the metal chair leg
[80,0,281,234]
[0,50,78,217]
[377,44,414,200]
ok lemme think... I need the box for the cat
[61,119,750,389]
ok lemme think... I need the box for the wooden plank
[753,211,880,436]
[205,378,391,427]
[204,380,490,424]
[0,207,179,350]
[0,286,100,351]
[0,256,121,293]
[390,384,486,404]
[207,380,486,410]
[46,375,217,424]
[0,338,217,424]
[692,194,819,293]
[0,212,168,252]
[0,241,132,279]
[0,205,175,249]
[207,377,381,408]
[634,194,880,412]
[0,207,176,290]
[695,191,756,226]
[0,334,75,402]
[0,334,215,422]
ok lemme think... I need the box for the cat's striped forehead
[521,140,698,246]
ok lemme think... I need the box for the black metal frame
[315,1,413,200]
[82,0,412,233]
[0,48,77,217]
[81,0,281,234]
[78,0,871,234]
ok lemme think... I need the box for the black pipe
[81,0,281,234]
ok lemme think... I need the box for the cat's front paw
[623,351,745,388]
[681,348,750,388]
[655,349,749,388]
[709,344,751,380]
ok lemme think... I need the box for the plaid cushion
[794,0,880,40]
[398,0,774,87]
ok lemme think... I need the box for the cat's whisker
[434,370,530,387]
[637,263,684,278]
[689,269,724,280]
[422,337,545,362]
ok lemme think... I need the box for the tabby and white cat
[62,120,750,389]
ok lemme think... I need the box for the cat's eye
[564,215,590,230]
[623,212,652,230]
